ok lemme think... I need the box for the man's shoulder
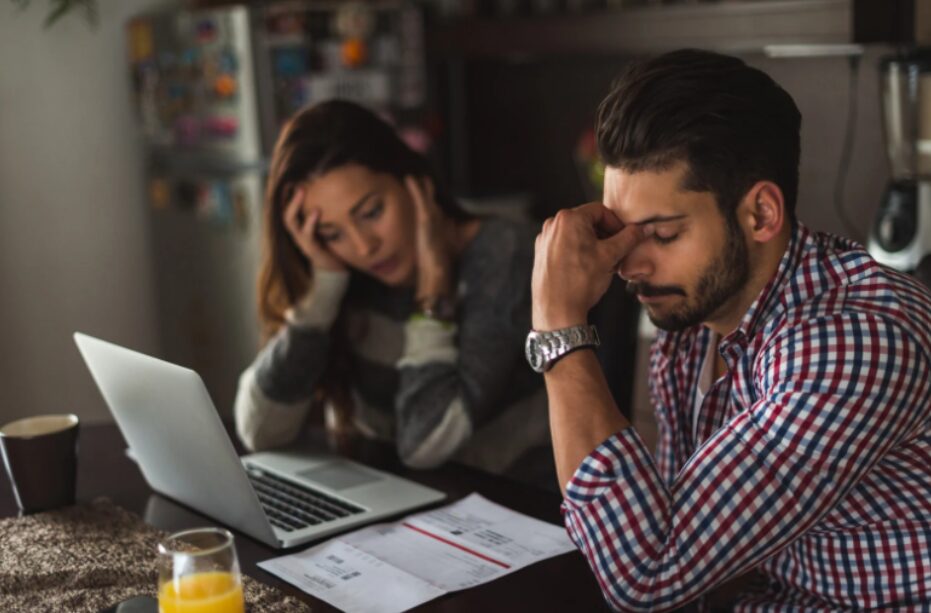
[771,230,931,345]
[793,230,876,286]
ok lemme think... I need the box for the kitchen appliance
[868,49,931,276]
[126,2,427,415]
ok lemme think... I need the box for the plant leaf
[40,0,98,29]
[44,0,72,28]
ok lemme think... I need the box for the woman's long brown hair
[258,100,469,342]
[257,101,471,441]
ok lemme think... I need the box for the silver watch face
[525,325,599,374]
[525,332,544,373]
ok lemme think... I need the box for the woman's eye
[360,201,384,220]
[654,233,679,245]
[316,231,341,244]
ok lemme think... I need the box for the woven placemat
[0,498,311,612]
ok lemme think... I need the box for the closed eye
[654,234,679,245]
[359,200,384,221]
[316,229,341,243]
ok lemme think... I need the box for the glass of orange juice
[157,527,245,613]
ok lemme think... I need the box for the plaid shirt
[562,224,931,611]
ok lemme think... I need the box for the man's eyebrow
[633,214,688,225]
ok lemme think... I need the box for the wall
[0,0,179,426]
[752,47,892,241]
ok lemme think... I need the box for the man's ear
[740,181,785,243]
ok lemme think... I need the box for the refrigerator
[126,2,428,415]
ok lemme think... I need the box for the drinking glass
[157,527,245,613]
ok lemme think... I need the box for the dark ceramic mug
[0,414,80,514]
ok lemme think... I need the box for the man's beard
[627,218,750,332]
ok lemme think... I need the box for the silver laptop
[74,332,445,549]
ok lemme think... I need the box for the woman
[234,100,549,479]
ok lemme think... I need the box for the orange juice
[158,571,244,613]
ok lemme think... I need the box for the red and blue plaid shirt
[562,224,931,611]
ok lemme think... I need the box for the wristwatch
[525,324,600,373]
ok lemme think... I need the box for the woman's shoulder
[458,216,536,300]
[462,216,537,267]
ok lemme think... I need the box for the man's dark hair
[596,49,802,221]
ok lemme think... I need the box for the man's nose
[618,245,654,281]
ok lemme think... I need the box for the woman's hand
[406,176,453,300]
[283,186,346,273]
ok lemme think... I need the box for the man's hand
[532,202,643,330]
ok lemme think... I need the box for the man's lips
[636,293,672,304]
[626,282,686,301]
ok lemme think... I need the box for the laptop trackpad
[297,461,381,491]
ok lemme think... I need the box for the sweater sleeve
[393,220,536,468]
[234,270,349,451]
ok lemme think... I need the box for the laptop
[74,332,445,549]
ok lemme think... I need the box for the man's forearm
[544,348,631,494]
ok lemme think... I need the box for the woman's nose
[348,226,378,257]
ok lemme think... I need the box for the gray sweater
[234,218,548,473]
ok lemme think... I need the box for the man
[528,49,931,611]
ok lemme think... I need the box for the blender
[868,49,931,280]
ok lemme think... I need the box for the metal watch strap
[525,324,600,373]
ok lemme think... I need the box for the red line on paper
[401,522,512,569]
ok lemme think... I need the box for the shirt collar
[723,222,811,346]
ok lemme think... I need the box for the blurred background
[0,0,925,441]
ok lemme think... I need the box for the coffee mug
[0,414,80,514]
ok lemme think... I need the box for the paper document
[259,493,575,613]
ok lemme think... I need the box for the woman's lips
[370,256,399,276]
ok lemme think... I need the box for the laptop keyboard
[245,467,366,533]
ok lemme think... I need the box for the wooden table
[0,423,610,612]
